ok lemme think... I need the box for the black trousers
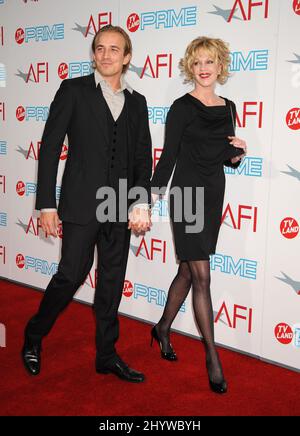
[24,218,131,368]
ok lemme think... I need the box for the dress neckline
[186,93,228,108]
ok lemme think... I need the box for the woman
[150,37,247,394]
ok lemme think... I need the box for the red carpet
[0,278,299,416]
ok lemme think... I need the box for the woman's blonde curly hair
[179,36,231,85]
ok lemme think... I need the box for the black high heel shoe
[209,378,227,394]
[150,326,178,361]
[206,357,227,394]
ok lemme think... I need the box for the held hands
[128,207,152,236]
[228,136,247,164]
[40,211,60,237]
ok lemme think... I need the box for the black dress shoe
[22,342,41,376]
[96,359,145,383]
[150,326,178,361]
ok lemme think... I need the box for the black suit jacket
[36,73,152,224]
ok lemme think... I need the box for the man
[22,25,152,383]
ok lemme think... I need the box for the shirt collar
[94,69,133,94]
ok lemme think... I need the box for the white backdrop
[0,0,299,371]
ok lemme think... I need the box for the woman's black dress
[151,93,243,261]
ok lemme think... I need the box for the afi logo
[135,237,167,263]
[236,102,263,128]
[222,203,258,232]
[215,301,253,333]
[293,0,300,15]
[286,108,300,130]
[274,323,293,344]
[85,12,112,36]
[84,269,98,289]
[26,62,49,83]
[153,148,163,172]
[141,54,173,79]
[123,280,134,297]
[0,102,5,121]
[280,217,299,239]
[25,217,63,239]
[228,0,269,22]
[0,175,6,193]
[0,245,6,264]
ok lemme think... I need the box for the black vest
[104,98,128,190]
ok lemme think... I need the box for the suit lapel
[124,89,138,157]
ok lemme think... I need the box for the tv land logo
[293,0,300,15]
[280,217,299,239]
[281,164,300,182]
[126,6,197,32]
[276,272,300,296]
[16,62,48,83]
[17,216,63,239]
[16,105,49,122]
[58,61,92,80]
[208,0,269,22]
[16,181,61,200]
[221,203,258,232]
[123,280,133,297]
[215,301,253,333]
[73,12,112,38]
[122,279,186,312]
[275,323,300,348]
[286,108,300,130]
[16,253,58,276]
[15,24,64,44]
[17,141,68,161]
